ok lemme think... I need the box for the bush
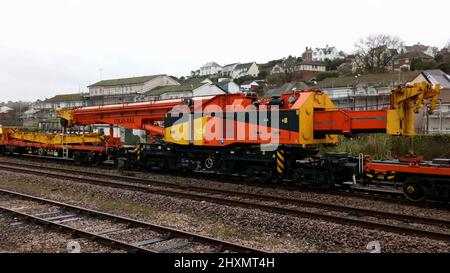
[316,71,339,82]
[325,58,346,71]
[330,134,450,160]
[257,70,268,79]
[235,75,257,85]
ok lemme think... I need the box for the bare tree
[354,34,404,73]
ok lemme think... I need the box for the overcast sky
[0,0,449,102]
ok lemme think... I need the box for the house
[143,78,226,100]
[0,106,14,124]
[306,45,345,62]
[264,82,309,98]
[23,92,88,130]
[258,59,284,76]
[35,93,88,110]
[221,63,239,77]
[88,74,179,105]
[270,59,326,81]
[216,79,240,93]
[317,71,422,110]
[0,106,14,119]
[392,52,434,71]
[401,43,438,57]
[191,70,200,77]
[411,69,450,134]
[231,62,259,78]
[240,80,260,91]
[199,62,223,76]
[271,64,285,74]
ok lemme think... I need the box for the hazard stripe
[276,152,285,161]
[277,159,284,169]
[277,166,283,174]
[276,154,284,162]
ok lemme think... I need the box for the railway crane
[1,81,449,201]
[55,81,449,201]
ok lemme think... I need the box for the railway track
[0,188,264,253]
[0,159,440,210]
[0,154,422,206]
[1,161,450,242]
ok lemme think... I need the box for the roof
[317,71,422,88]
[395,51,434,60]
[0,106,13,114]
[88,75,164,87]
[315,46,337,54]
[264,82,309,98]
[301,61,326,66]
[223,63,238,68]
[404,44,431,52]
[23,109,39,115]
[241,80,258,86]
[145,78,208,96]
[43,93,88,103]
[235,62,255,71]
[422,69,450,89]
[201,62,222,68]
[216,79,237,89]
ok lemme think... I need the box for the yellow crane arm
[387,82,441,137]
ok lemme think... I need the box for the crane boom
[57,81,440,146]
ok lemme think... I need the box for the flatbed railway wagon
[0,127,121,164]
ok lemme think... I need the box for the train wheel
[37,148,46,156]
[402,177,425,202]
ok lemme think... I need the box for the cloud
[0,0,448,101]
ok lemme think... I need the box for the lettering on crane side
[113,117,135,124]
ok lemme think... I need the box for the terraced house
[231,62,259,78]
[316,71,423,110]
[25,92,88,129]
[88,74,180,105]
[142,78,226,100]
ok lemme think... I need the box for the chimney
[303,47,313,62]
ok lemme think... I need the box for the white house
[402,43,438,57]
[88,74,179,105]
[191,70,200,77]
[199,62,223,76]
[216,79,240,93]
[270,64,285,74]
[312,45,345,61]
[145,78,226,100]
[193,83,226,97]
[240,81,260,91]
[271,61,326,74]
[34,93,88,110]
[221,63,239,77]
[0,106,13,114]
[231,62,259,78]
